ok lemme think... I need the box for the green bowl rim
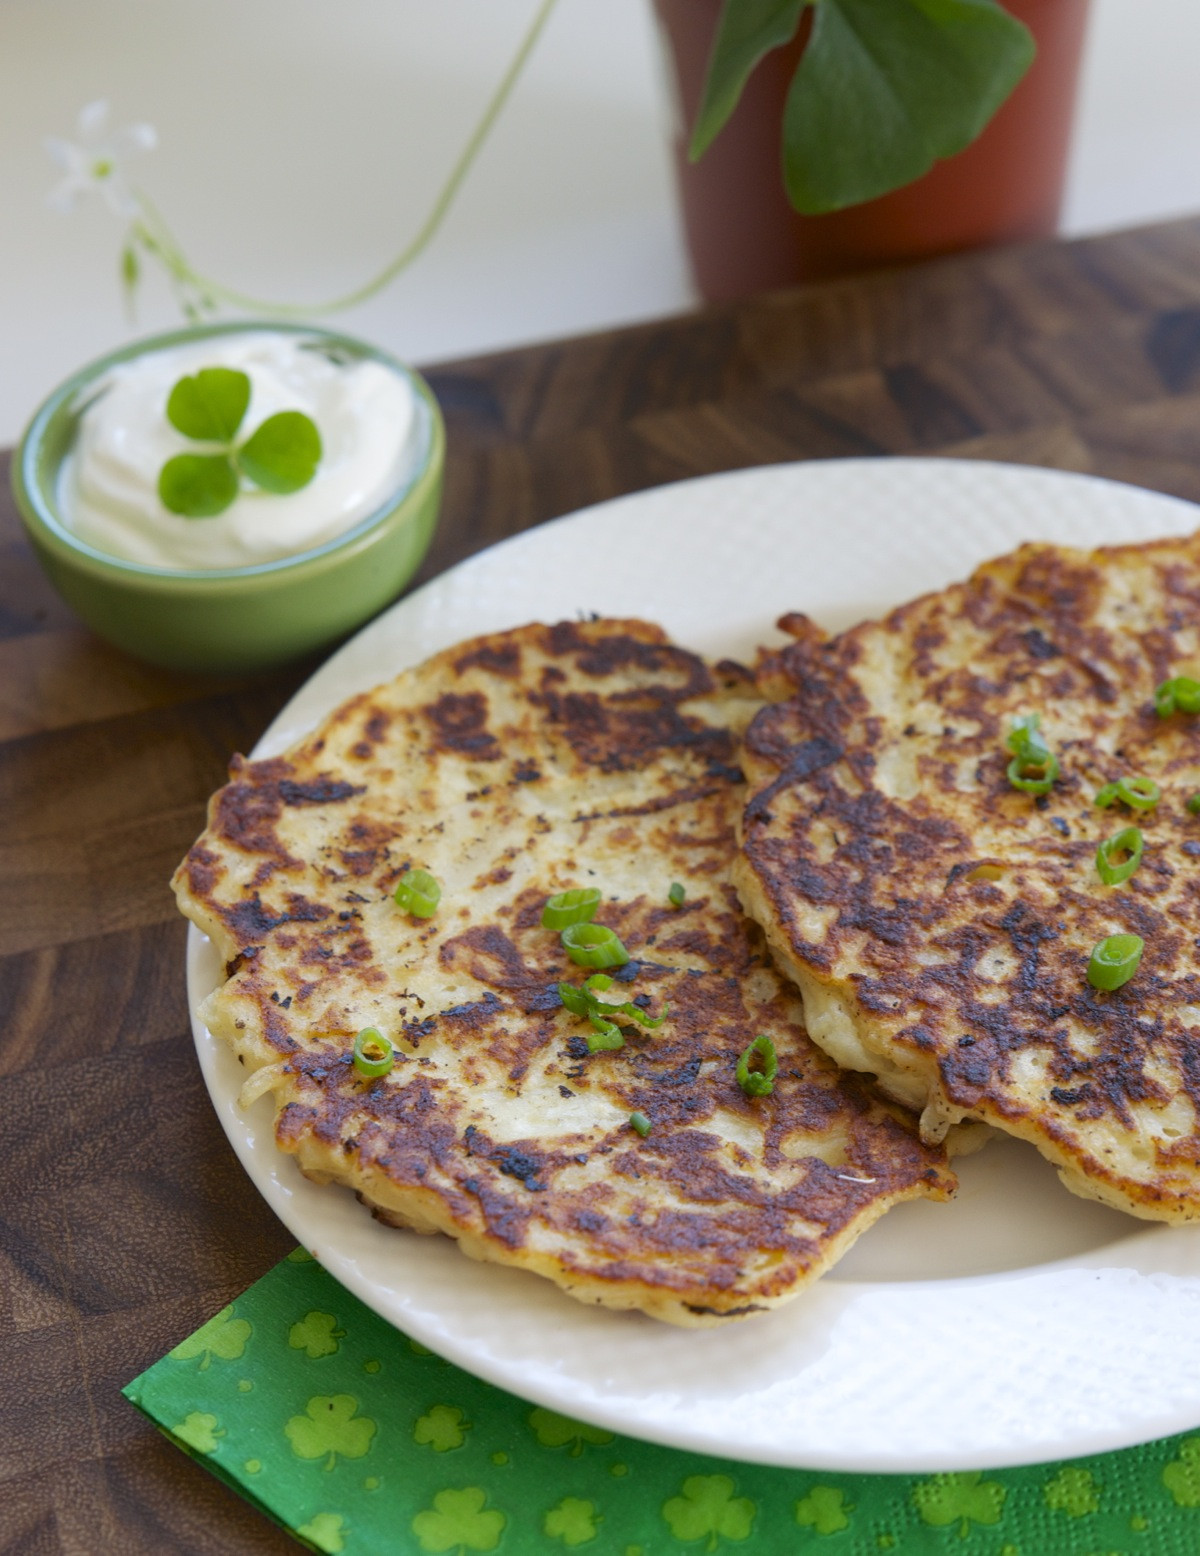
[13,320,445,592]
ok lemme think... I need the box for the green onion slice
[736,1034,778,1098]
[629,1111,651,1137]
[394,868,441,918]
[1188,794,1200,815]
[1087,933,1144,992]
[541,888,601,930]
[1005,715,1059,795]
[558,983,591,1017]
[562,922,629,968]
[668,882,686,909]
[352,1027,394,1078]
[1096,826,1144,886]
[587,1015,624,1052]
[1155,676,1200,717]
[557,978,667,1030]
[1095,777,1161,812]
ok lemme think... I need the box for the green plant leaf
[689,0,807,160]
[238,410,322,494]
[782,0,1035,212]
[158,453,239,518]
[166,366,250,442]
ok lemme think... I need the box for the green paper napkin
[125,1251,1200,1554]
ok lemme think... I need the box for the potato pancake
[174,618,952,1325]
[735,532,1200,1222]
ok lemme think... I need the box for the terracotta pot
[654,0,1092,301]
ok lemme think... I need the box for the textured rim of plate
[189,458,1200,1472]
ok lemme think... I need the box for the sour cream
[58,331,423,570]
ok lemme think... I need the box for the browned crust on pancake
[175,618,953,1324]
[736,532,1200,1221]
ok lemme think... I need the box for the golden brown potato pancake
[174,618,952,1324]
[736,533,1200,1221]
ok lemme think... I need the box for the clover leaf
[795,1485,852,1534]
[1043,1465,1100,1517]
[528,1407,613,1456]
[543,1496,600,1547]
[157,365,322,519]
[411,1486,505,1553]
[284,1394,377,1469]
[662,1474,756,1549]
[1164,1437,1200,1506]
[414,1404,470,1452]
[239,410,322,494]
[295,1512,347,1554]
[170,1411,225,1454]
[167,367,250,442]
[169,1304,251,1369]
[691,0,1034,214]
[912,1471,1006,1535]
[289,1310,346,1360]
[158,452,239,518]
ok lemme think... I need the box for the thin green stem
[130,0,560,319]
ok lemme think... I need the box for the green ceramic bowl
[12,322,444,674]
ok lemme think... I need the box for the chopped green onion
[541,888,601,930]
[629,1111,651,1137]
[1155,676,1200,717]
[557,978,667,1030]
[1188,794,1200,815]
[1096,826,1144,886]
[587,1015,624,1052]
[1096,776,1160,812]
[668,882,686,909]
[736,1034,778,1098]
[394,868,441,918]
[1005,715,1058,795]
[562,921,629,969]
[352,1027,394,1078]
[1087,933,1144,992]
[558,983,591,1017]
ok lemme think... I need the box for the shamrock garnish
[169,1304,251,1369]
[157,366,321,519]
[1164,1436,1200,1507]
[288,1310,345,1359]
[414,1404,470,1452]
[795,1485,853,1534]
[411,1486,505,1554]
[528,1406,613,1456]
[543,1496,600,1547]
[284,1394,376,1470]
[912,1471,1006,1535]
[661,1474,756,1550]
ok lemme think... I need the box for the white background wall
[1,0,1198,446]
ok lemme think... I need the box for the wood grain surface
[8,215,1200,1552]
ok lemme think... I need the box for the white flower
[45,99,156,217]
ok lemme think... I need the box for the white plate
[189,457,1200,1473]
